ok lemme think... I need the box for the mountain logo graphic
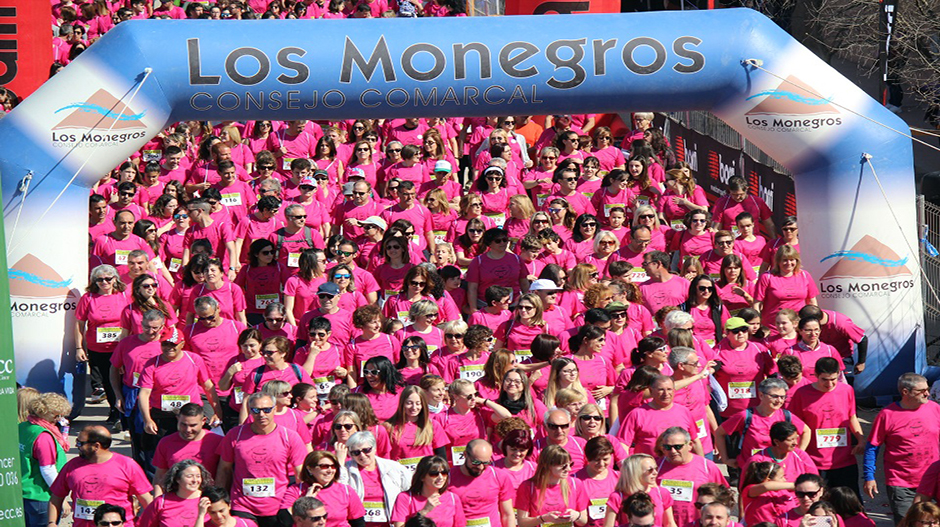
[819,235,912,280]
[52,89,147,132]
[9,254,73,297]
[745,76,840,116]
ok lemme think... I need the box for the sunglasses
[197,315,217,322]
[639,214,655,219]
[403,344,423,350]
[173,214,186,220]
[302,515,327,523]
[387,148,402,153]
[581,222,597,228]
[334,273,352,279]
[468,459,492,466]
[141,283,158,289]
[690,218,708,224]
[289,215,307,219]
[547,422,570,430]
[363,369,380,376]
[468,229,484,234]
[259,165,276,170]
[427,470,447,477]
[795,490,821,499]
[333,423,356,431]
[95,276,115,283]
[729,327,749,334]
[579,415,604,422]
[662,443,687,452]
[445,333,464,339]
[698,286,714,292]
[315,176,329,181]
[249,406,275,414]
[259,250,275,256]
[717,240,734,246]
[317,293,336,300]
[350,447,373,457]
[563,177,578,182]
[309,332,328,338]
[98,522,124,527]
[410,281,427,287]
[265,317,284,323]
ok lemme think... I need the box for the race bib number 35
[662,479,694,502]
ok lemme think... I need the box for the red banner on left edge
[0,1,53,101]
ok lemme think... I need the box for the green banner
[0,177,26,526]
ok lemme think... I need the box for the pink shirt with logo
[754,271,819,328]
[138,352,211,411]
[219,424,308,516]
[617,403,699,456]
[449,465,514,527]
[50,453,153,527]
[575,467,619,527]
[152,431,223,475]
[391,491,465,527]
[720,408,806,467]
[110,337,162,388]
[639,276,691,316]
[789,382,857,470]
[868,400,940,487]
[184,320,246,395]
[656,456,727,527]
[516,476,589,518]
[77,291,131,353]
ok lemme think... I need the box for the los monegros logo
[743,76,843,132]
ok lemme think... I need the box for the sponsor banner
[0,1,53,100]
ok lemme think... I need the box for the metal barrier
[467,0,503,16]
[919,196,940,322]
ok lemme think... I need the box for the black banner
[663,115,796,230]
[879,0,899,105]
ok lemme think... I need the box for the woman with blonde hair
[21,392,71,527]
[516,444,589,527]
[753,244,818,328]
[475,348,517,401]
[17,387,40,423]
[383,385,447,471]
[604,454,676,527]
[446,194,495,244]
[219,125,253,173]
[557,263,599,318]
[505,194,536,245]
[631,204,669,252]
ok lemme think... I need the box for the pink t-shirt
[720,408,807,467]
[868,401,940,487]
[280,482,365,527]
[754,271,819,328]
[348,334,400,376]
[780,342,845,382]
[712,340,776,417]
[672,378,715,454]
[76,291,130,353]
[434,409,489,460]
[747,448,818,484]
[219,424,308,516]
[468,309,513,331]
[494,459,537,504]
[788,382,857,470]
[466,252,526,301]
[531,436,589,472]
[138,352,211,411]
[742,486,795,526]
[656,456,727,527]
[240,364,315,395]
[616,403,699,456]
[138,491,201,527]
[391,491,465,527]
[516,476,589,518]
[449,465,514,527]
[110,337,162,388]
[362,390,400,422]
[916,459,940,501]
[184,319,246,395]
[152,431,223,475]
[575,467,619,527]
[387,421,449,461]
[819,310,866,358]
[639,276,691,316]
[50,454,153,527]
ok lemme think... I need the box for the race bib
[169,258,182,272]
[815,428,848,449]
[451,445,467,466]
[604,203,625,217]
[589,498,608,520]
[695,419,708,440]
[255,293,278,310]
[142,150,162,162]
[433,230,448,244]
[542,522,573,527]
[399,457,421,475]
[74,499,105,520]
[221,193,242,206]
[161,394,191,412]
[397,310,410,323]
[485,212,507,227]
[288,253,301,267]
[513,349,533,362]
[459,364,485,382]
[727,381,757,399]
[115,249,130,265]
[132,371,141,388]
[96,327,122,344]
[242,477,276,497]
[670,219,687,231]
[662,479,693,502]
[363,502,388,523]
[467,518,492,527]
[313,376,336,396]
[233,387,245,405]
[636,195,651,207]
[629,267,649,283]
[536,194,549,207]
[597,397,608,411]
[282,157,296,171]
[411,234,421,246]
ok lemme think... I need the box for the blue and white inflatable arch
[0,9,923,397]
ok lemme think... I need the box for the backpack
[275,226,315,254]
[726,407,791,459]
[253,363,304,387]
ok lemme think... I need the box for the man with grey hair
[865,372,940,523]
[183,198,238,277]
[217,393,307,527]
[185,296,246,415]
[699,502,732,527]
[531,408,587,471]
[616,375,704,457]
[291,497,328,527]
[715,377,810,469]
[655,426,727,527]
[268,203,325,276]
[668,346,717,464]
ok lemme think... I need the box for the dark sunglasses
[333,423,356,431]
[350,447,373,457]
[579,415,604,422]
[249,406,275,414]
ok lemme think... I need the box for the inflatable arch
[0,9,923,398]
